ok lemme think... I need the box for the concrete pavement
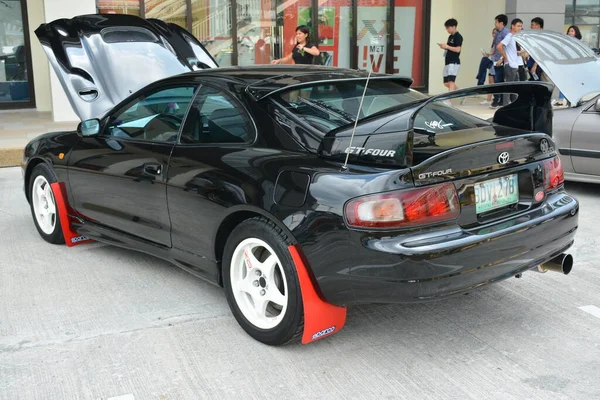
[1,166,600,399]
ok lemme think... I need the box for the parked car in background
[515,30,600,184]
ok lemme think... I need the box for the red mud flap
[50,182,94,247]
[288,244,347,344]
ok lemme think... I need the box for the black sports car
[23,14,579,346]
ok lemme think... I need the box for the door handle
[143,163,162,176]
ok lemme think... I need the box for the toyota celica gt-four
[22,14,579,345]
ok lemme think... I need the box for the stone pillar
[505,0,566,33]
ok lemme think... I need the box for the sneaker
[480,100,491,105]
[489,103,499,109]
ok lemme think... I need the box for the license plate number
[474,174,519,214]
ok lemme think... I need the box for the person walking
[438,18,463,91]
[490,14,509,108]
[497,18,524,105]
[271,25,320,65]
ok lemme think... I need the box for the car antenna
[341,58,374,172]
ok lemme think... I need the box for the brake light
[344,183,460,229]
[542,156,564,190]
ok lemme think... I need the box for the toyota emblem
[540,138,550,153]
[497,152,510,164]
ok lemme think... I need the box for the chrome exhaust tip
[537,253,573,275]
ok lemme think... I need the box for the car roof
[175,65,414,100]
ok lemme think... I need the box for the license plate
[474,174,519,214]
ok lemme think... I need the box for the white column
[43,0,96,122]
[506,0,566,33]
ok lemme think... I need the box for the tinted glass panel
[0,0,30,105]
[414,102,491,135]
[274,80,427,134]
[180,85,253,144]
[107,85,197,142]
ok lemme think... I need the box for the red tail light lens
[344,183,460,229]
[542,156,564,190]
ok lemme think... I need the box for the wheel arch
[214,206,298,286]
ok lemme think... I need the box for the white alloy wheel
[31,175,57,235]
[229,237,289,330]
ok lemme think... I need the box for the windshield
[273,80,428,134]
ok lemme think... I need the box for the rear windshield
[272,80,428,134]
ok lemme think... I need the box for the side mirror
[77,119,100,137]
[595,98,600,113]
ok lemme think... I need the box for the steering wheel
[144,114,184,141]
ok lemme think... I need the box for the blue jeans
[492,63,505,105]
[476,57,493,85]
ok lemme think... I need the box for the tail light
[344,183,460,229]
[542,156,564,190]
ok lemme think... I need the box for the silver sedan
[515,30,600,184]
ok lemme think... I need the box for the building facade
[0,0,576,120]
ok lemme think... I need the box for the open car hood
[35,14,218,121]
[514,30,600,105]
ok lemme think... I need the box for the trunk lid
[514,30,600,105]
[34,14,218,121]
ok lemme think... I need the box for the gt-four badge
[345,147,396,157]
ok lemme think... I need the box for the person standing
[528,17,544,81]
[490,14,509,108]
[567,25,582,40]
[271,25,320,65]
[438,18,463,91]
[497,18,524,105]
[554,25,582,105]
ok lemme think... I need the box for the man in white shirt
[497,18,523,105]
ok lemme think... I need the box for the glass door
[0,0,34,108]
[236,0,312,65]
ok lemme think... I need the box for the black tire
[28,163,65,245]
[222,217,304,346]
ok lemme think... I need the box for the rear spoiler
[318,81,555,168]
[409,81,555,135]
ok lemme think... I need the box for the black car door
[166,82,258,273]
[67,83,199,247]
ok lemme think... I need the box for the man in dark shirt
[528,17,544,80]
[438,18,463,91]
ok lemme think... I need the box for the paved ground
[1,166,600,400]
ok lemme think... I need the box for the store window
[356,0,425,86]
[94,0,430,89]
[0,0,33,107]
[316,0,352,68]
[193,0,233,66]
[394,0,424,87]
[356,0,388,73]
[145,0,188,28]
[98,0,141,15]
[564,0,600,51]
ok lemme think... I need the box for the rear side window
[180,85,254,144]
[273,80,427,134]
[413,102,491,135]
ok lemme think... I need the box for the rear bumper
[320,191,579,305]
